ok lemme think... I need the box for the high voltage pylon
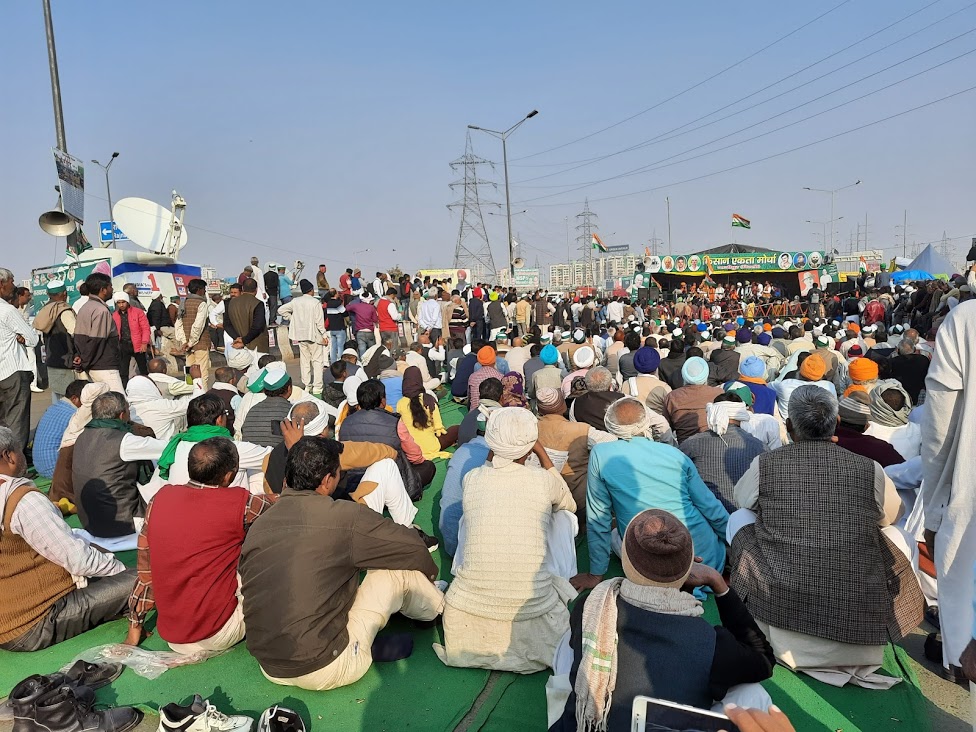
[937,230,954,262]
[448,131,497,280]
[576,199,598,288]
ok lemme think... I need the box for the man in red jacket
[112,293,151,386]
[377,287,402,348]
[123,436,275,653]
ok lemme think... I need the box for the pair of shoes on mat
[8,662,140,732]
[159,697,306,732]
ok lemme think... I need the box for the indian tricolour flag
[858,256,868,273]
[591,233,607,252]
[731,213,751,229]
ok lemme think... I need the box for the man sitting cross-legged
[124,437,272,653]
[240,437,445,691]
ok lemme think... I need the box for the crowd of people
[1,256,975,732]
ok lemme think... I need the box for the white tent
[908,244,956,277]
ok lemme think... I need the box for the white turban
[705,401,751,437]
[573,346,595,369]
[288,397,330,437]
[343,376,364,407]
[485,407,538,467]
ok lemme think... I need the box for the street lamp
[469,110,539,278]
[802,180,860,251]
[91,151,120,247]
[806,217,843,249]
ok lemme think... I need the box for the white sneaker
[30,385,44,393]
[158,695,252,732]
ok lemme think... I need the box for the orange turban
[763,323,772,332]
[799,353,826,381]
[477,346,496,366]
[846,323,861,334]
[848,357,878,383]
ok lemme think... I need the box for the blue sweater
[439,436,490,556]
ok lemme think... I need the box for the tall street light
[802,180,860,251]
[806,217,843,251]
[91,152,120,248]
[469,110,539,279]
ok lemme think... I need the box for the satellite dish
[113,195,188,256]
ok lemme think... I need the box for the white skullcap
[342,348,359,358]
[343,377,362,406]
[573,346,595,369]
[288,397,330,437]
[485,407,538,467]
[113,292,130,304]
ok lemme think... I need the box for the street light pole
[91,152,120,248]
[42,0,67,152]
[803,180,860,251]
[469,110,539,281]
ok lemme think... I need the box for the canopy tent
[907,244,956,277]
[891,269,935,283]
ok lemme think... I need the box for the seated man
[31,379,85,479]
[528,344,564,403]
[340,379,432,494]
[125,375,195,441]
[457,377,503,447]
[240,437,444,690]
[536,387,616,523]
[619,346,671,414]
[0,426,136,652]
[241,364,294,448]
[322,360,350,408]
[125,437,272,653]
[72,392,167,538]
[680,393,766,511]
[772,352,836,420]
[206,366,243,436]
[568,367,623,433]
[737,356,777,416]
[865,380,921,460]
[573,397,729,592]
[264,401,426,532]
[440,418,491,556]
[146,394,273,499]
[833,392,905,468]
[450,340,482,404]
[551,510,774,731]
[663,356,723,443]
[467,346,504,411]
[147,357,201,398]
[707,334,741,386]
[729,385,923,688]
[405,341,440,392]
[434,408,578,673]
[235,360,307,437]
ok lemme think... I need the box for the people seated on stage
[737,356,777,416]
[125,375,194,441]
[865,380,921,460]
[31,379,85,480]
[551,510,774,732]
[729,385,923,688]
[663,356,723,444]
[772,352,836,420]
[147,357,200,398]
[680,394,766,512]
[568,367,624,433]
[832,392,905,468]
[619,346,671,414]
[573,397,728,593]
[125,437,272,654]
[434,408,578,673]
[396,366,459,460]
[72,392,167,539]
[240,437,444,691]
[0,425,136,652]
[241,364,294,449]
[206,366,243,435]
[528,344,564,403]
[263,401,425,530]
[457,378,503,448]
[339,379,433,494]
[536,387,616,523]
[147,394,272,499]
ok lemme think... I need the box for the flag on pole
[731,214,751,229]
[858,256,868,273]
[591,233,607,252]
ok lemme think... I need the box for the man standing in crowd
[33,278,76,404]
[225,278,270,355]
[278,280,328,398]
[112,292,151,386]
[316,264,330,297]
[75,272,124,392]
[174,278,212,387]
[263,262,280,324]
[0,268,39,456]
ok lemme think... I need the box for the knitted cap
[847,344,864,358]
[536,387,566,416]
[849,357,878,382]
[838,392,871,425]
[798,353,827,381]
[621,509,695,588]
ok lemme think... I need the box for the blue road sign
[98,221,128,243]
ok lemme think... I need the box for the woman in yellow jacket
[396,366,459,460]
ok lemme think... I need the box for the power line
[515,83,976,208]
[513,0,952,171]
[512,0,854,162]
[513,42,976,202]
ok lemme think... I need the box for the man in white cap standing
[33,278,77,404]
[278,279,329,398]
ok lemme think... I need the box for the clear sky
[2,0,974,281]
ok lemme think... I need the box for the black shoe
[924,632,943,664]
[258,706,305,732]
[8,676,55,732]
[940,664,970,687]
[2,662,120,726]
[27,686,141,732]
[413,526,439,553]
[925,605,941,630]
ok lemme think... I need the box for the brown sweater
[664,385,723,444]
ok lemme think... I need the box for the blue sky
[2,0,974,280]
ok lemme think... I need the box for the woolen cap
[536,387,566,416]
[621,509,695,588]
[838,392,871,425]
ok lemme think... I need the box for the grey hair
[0,268,14,284]
[584,366,613,393]
[788,385,838,441]
[289,400,320,423]
[91,391,128,420]
[0,425,20,454]
[897,339,915,356]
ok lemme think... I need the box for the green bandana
[158,425,232,480]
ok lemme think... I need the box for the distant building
[549,254,638,290]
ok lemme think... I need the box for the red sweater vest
[377,298,398,332]
[147,485,248,644]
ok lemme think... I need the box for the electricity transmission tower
[576,199,598,288]
[448,131,497,280]
[937,230,954,262]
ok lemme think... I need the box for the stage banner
[797,267,837,295]
[645,250,826,275]
[417,268,469,284]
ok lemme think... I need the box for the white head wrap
[484,407,538,467]
[60,382,110,448]
[705,401,751,437]
[573,346,595,369]
[604,397,653,440]
[125,375,163,404]
[343,374,365,407]
[288,397,330,436]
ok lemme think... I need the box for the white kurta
[920,299,976,668]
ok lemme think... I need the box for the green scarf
[84,419,154,484]
[158,425,232,480]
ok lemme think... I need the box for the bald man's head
[148,358,169,374]
[187,437,239,486]
[290,401,320,424]
[214,366,237,385]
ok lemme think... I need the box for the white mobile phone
[631,695,738,732]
